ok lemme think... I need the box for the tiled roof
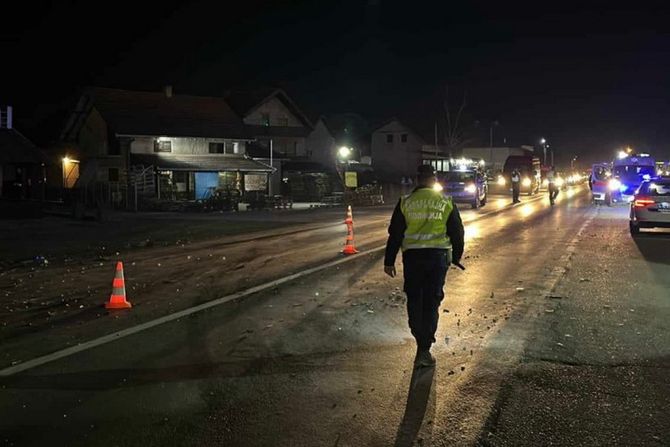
[225,88,314,129]
[74,87,250,139]
[0,129,45,164]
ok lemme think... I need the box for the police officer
[547,165,559,205]
[511,169,521,203]
[384,165,465,368]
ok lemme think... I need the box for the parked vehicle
[438,167,488,209]
[611,153,656,203]
[591,163,613,205]
[500,155,541,195]
[629,178,670,235]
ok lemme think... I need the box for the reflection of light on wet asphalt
[495,198,508,208]
[519,204,536,217]
[464,222,481,241]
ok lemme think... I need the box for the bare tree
[442,86,477,156]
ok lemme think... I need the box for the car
[438,168,488,209]
[629,178,670,235]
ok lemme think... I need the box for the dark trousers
[512,183,520,202]
[402,249,449,350]
[549,184,559,203]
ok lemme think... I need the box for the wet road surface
[1,186,669,446]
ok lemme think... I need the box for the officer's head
[416,164,436,187]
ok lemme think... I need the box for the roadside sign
[345,171,358,188]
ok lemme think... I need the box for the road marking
[0,188,583,377]
[433,197,596,445]
[540,205,596,296]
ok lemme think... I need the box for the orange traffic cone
[344,205,354,225]
[105,261,132,309]
[342,206,359,255]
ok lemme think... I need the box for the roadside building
[370,118,425,182]
[225,88,314,197]
[0,106,46,201]
[59,86,272,209]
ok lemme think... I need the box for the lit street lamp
[540,138,547,165]
[338,146,352,160]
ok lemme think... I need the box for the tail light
[634,197,655,207]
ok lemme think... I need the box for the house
[0,106,46,201]
[59,86,272,207]
[225,88,315,196]
[370,118,426,182]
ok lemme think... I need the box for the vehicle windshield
[592,166,610,181]
[442,171,475,182]
[613,165,655,182]
[640,181,670,196]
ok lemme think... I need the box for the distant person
[384,164,465,368]
[547,166,559,205]
[511,169,521,203]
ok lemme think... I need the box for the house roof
[0,128,45,164]
[131,154,272,172]
[63,87,249,141]
[225,88,314,129]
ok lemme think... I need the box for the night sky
[3,1,670,165]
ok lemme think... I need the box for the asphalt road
[1,186,669,446]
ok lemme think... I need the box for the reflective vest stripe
[404,233,446,241]
[403,242,451,250]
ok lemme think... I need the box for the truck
[493,155,541,195]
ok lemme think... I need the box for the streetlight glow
[338,146,352,159]
[540,138,546,144]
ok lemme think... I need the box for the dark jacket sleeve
[384,200,406,266]
[447,203,465,263]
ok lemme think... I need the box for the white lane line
[0,189,580,377]
[540,206,597,296]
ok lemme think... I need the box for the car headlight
[608,179,621,191]
[464,183,477,193]
[522,177,531,187]
[433,182,443,192]
[497,176,506,186]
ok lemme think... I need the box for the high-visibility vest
[400,188,453,251]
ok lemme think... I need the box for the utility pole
[269,139,273,197]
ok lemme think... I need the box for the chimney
[164,85,173,98]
